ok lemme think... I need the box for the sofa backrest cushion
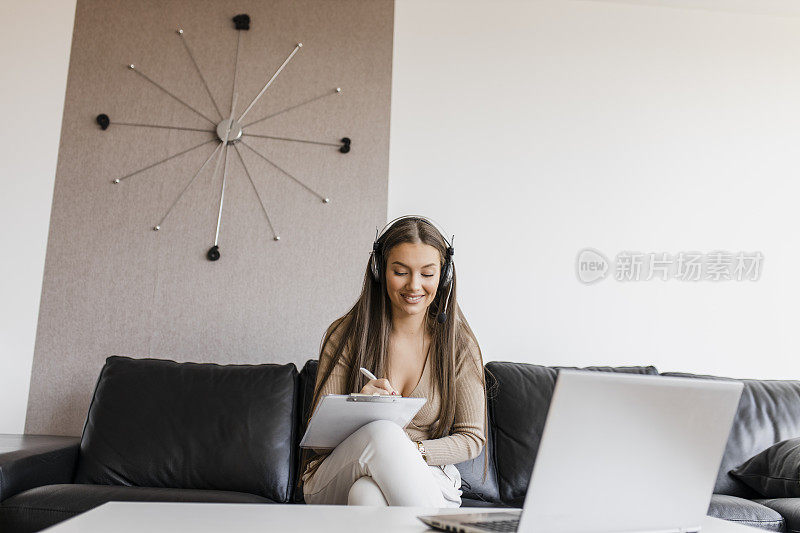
[74,356,299,503]
[488,362,659,506]
[294,359,319,503]
[662,372,800,498]
[454,368,500,504]
[296,359,502,504]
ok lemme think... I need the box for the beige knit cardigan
[302,320,486,482]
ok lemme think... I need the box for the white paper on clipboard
[299,394,426,449]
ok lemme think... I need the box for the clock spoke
[242,133,340,148]
[113,139,216,183]
[233,144,280,241]
[154,143,222,230]
[110,120,214,133]
[242,87,341,129]
[212,97,238,248]
[240,140,330,204]
[238,42,303,123]
[109,14,343,258]
[213,144,232,248]
[230,30,242,117]
[127,63,217,126]
[177,28,224,120]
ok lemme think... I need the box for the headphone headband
[373,215,453,249]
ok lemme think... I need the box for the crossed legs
[303,420,460,507]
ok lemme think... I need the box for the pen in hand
[359,367,399,396]
[359,367,378,381]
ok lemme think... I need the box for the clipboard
[299,394,427,449]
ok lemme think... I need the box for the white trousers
[302,420,462,507]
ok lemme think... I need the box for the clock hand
[238,42,303,123]
[213,144,231,249]
[211,95,238,257]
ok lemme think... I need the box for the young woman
[301,216,487,507]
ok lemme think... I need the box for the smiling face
[385,242,442,320]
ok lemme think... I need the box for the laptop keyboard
[463,519,519,532]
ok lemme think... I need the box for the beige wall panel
[26,0,393,435]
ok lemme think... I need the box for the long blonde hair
[311,217,484,431]
[299,218,489,489]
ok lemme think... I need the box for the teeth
[403,294,424,302]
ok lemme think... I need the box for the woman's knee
[357,420,408,445]
[346,420,420,471]
[355,421,422,472]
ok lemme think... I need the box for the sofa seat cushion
[707,494,785,532]
[755,498,800,533]
[0,483,272,533]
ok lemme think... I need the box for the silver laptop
[419,370,743,533]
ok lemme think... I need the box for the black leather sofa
[1,355,798,532]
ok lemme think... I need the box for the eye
[422,274,434,278]
[393,271,407,276]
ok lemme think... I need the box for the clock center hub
[216,119,243,144]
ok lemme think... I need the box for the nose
[407,273,423,291]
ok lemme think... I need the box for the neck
[391,311,427,338]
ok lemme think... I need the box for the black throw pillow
[730,438,800,497]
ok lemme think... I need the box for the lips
[402,293,425,303]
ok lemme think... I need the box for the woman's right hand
[360,378,400,396]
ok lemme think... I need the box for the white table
[43,501,765,532]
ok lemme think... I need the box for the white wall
[0,0,77,433]
[5,0,800,434]
[389,0,800,379]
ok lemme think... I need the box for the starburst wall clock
[96,13,350,262]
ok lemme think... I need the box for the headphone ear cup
[440,258,453,289]
[370,251,381,282]
[441,245,455,289]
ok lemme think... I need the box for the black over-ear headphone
[369,215,455,324]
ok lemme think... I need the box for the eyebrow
[392,261,437,269]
